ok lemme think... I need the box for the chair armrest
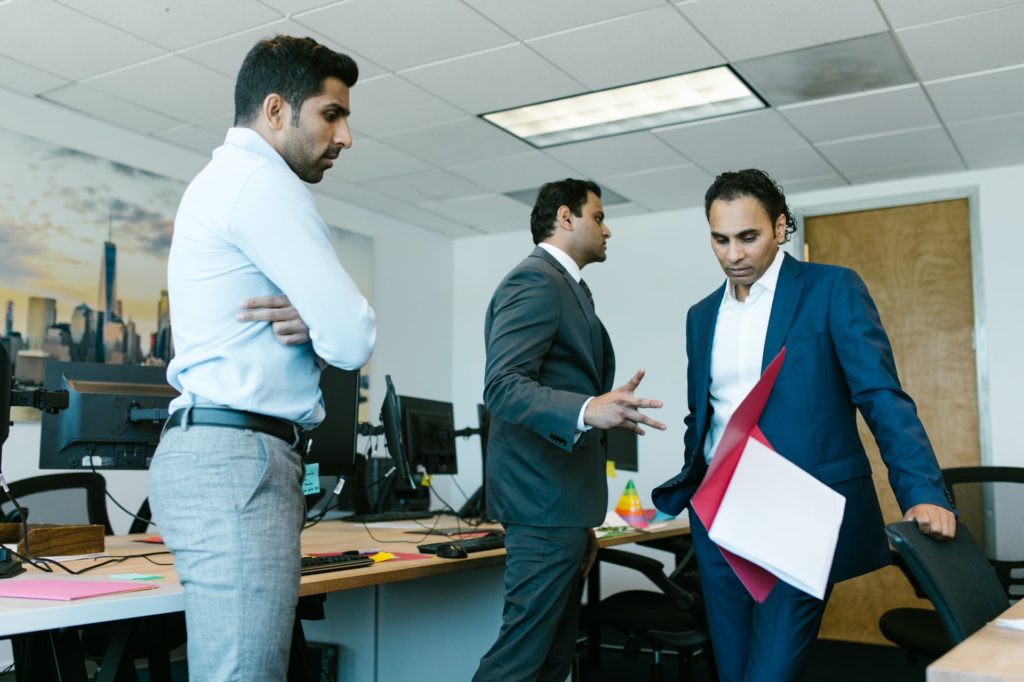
[597,548,695,610]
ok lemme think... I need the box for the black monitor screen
[40,361,178,470]
[605,427,638,472]
[306,367,360,509]
[400,396,456,475]
[380,375,416,491]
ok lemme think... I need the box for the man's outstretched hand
[584,368,667,435]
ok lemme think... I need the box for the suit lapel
[531,247,605,382]
[694,286,723,443]
[762,253,805,371]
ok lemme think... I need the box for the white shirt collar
[725,247,786,303]
[222,127,291,172]
[538,242,582,283]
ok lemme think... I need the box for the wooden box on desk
[0,523,105,555]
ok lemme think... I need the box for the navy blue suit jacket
[652,253,952,581]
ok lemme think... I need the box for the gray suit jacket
[483,246,616,528]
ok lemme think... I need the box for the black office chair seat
[877,607,951,660]
[593,591,705,648]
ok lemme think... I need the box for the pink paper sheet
[0,578,159,601]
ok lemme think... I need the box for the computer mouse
[435,542,468,559]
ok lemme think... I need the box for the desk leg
[287,616,311,682]
[95,620,134,682]
[586,565,601,669]
[12,629,89,682]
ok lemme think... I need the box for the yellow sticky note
[606,460,617,478]
[420,473,431,487]
[371,552,395,563]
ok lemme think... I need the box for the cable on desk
[90,460,155,530]
[4,548,172,575]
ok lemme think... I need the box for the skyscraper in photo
[99,239,117,324]
[26,296,56,351]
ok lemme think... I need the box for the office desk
[1,517,690,681]
[926,599,1024,682]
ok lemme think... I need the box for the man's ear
[775,213,788,243]
[262,93,288,131]
[556,204,574,231]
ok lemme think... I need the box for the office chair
[0,471,113,534]
[879,466,1024,660]
[579,536,714,682]
[881,520,1009,661]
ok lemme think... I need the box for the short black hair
[704,169,797,242]
[234,35,358,126]
[530,178,602,245]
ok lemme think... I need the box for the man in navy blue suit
[652,169,956,681]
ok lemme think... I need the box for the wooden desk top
[926,599,1024,682]
[0,517,690,636]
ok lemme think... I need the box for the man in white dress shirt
[148,35,375,681]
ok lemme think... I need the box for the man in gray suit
[474,178,666,681]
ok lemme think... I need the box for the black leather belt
[165,407,307,453]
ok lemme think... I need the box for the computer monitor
[605,427,638,472]
[380,375,417,491]
[1,344,11,452]
[305,367,360,508]
[399,396,457,474]
[39,361,178,470]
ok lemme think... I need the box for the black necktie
[579,278,595,310]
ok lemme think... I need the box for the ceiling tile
[897,4,1024,80]
[343,75,465,137]
[781,174,848,194]
[360,168,488,205]
[0,55,68,95]
[526,6,722,91]
[379,117,533,167]
[41,84,180,133]
[84,55,235,122]
[424,194,530,228]
[707,147,835,181]
[294,0,514,71]
[194,113,235,136]
[677,0,887,61]
[256,0,345,13]
[376,203,483,237]
[654,110,807,166]
[947,112,1024,158]
[400,43,583,114]
[448,152,582,193]
[0,0,163,80]
[961,147,1024,170]
[327,138,431,183]
[816,127,963,177]
[54,0,282,51]
[844,159,966,184]
[544,131,690,178]
[926,66,1024,123]
[877,0,1024,29]
[603,165,713,211]
[179,18,387,81]
[735,33,915,107]
[779,85,938,142]
[465,0,665,40]
[152,124,224,155]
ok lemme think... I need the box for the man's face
[279,76,352,183]
[708,195,785,300]
[566,191,610,267]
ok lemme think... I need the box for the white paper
[708,437,846,600]
[994,618,1024,632]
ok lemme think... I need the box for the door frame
[791,186,991,468]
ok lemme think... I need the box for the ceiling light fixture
[482,66,765,148]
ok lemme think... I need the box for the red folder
[691,348,786,603]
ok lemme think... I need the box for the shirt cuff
[577,397,594,433]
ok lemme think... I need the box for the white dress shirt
[703,248,785,462]
[166,127,376,428]
[538,242,593,433]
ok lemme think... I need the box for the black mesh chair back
[0,472,113,535]
[942,466,1024,600]
[885,521,1009,645]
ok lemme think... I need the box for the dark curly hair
[234,35,358,126]
[530,178,602,245]
[704,169,796,242]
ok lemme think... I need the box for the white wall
[449,163,1024,592]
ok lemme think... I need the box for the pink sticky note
[0,578,159,601]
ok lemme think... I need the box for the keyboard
[418,531,505,555]
[300,553,375,575]
[341,510,434,523]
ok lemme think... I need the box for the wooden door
[805,199,981,644]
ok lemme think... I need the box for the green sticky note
[110,573,164,581]
[302,462,321,496]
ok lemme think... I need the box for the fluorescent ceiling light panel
[483,66,764,148]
